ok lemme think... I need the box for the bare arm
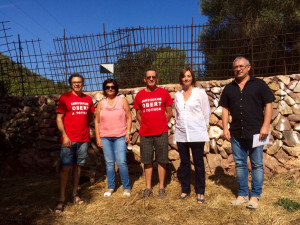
[56,113,71,147]
[136,109,141,125]
[166,105,173,122]
[222,107,231,141]
[200,90,211,125]
[95,101,103,148]
[123,98,132,143]
[259,102,273,141]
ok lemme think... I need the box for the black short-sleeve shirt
[219,76,275,139]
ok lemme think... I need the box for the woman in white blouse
[174,68,210,203]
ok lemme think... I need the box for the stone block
[282,144,300,157]
[263,153,281,171]
[168,149,180,160]
[168,134,177,150]
[292,104,300,114]
[274,149,291,164]
[282,131,300,147]
[266,139,282,155]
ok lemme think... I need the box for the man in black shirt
[219,56,274,209]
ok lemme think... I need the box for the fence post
[191,18,194,69]
[64,29,68,85]
[18,34,25,96]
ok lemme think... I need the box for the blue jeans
[101,136,131,190]
[231,137,264,198]
[60,142,89,167]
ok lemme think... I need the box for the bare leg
[72,164,81,197]
[144,163,153,189]
[59,166,71,201]
[55,166,71,212]
[157,163,166,189]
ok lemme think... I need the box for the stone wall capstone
[1,74,300,178]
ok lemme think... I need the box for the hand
[62,135,71,148]
[125,133,130,143]
[97,138,103,148]
[259,124,269,141]
[223,128,231,141]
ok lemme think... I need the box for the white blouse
[174,87,210,142]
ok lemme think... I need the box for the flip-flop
[55,201,65,213]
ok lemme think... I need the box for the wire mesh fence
[0,18,299,96]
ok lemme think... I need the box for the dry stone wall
[1,74,300,178]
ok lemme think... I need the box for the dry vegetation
[0,168,299,225]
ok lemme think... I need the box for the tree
[198,0,300,77]
[114,46,187,88]
[0,53,69,96]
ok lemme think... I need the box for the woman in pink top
[95,79,132,197]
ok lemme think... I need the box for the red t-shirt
[57,91,95,142]
[133,87,173,137]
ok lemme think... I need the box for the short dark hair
[68,73,84,86]
[102,79,119,97]
[179,68,196,86]
[145,69,157,77]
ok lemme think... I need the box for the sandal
[104,189,114,197]
[55,201,65,213]
[197,198,205,204]
[73,195,85,205]
[179,193,190,200]
[123,190,131,197]
[197,194,205,204]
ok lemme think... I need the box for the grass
[0,169,299,225]
[274,198,300,212]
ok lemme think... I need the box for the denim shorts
[140,132,168,164]
[60,142,89,167]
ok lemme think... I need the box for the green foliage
[114,46,187,88]
[0,79,10,96]
[284,181,295,187]
[274,198,300,212]
[200,0,299,24]
[0,53,69,96]
[198,0,300,77]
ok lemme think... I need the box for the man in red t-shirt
[55,73,95,213]
[133,69,173,199]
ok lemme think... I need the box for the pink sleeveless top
[99,96,127,137]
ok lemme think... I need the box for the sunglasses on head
[105,85,116,90]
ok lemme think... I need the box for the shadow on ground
[208,166,238,195]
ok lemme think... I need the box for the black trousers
[177,142,205,195]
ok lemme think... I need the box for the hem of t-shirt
[139,130,168,137]
[56,109,65,114]
[60,138,91,143]
[100,132,127,138]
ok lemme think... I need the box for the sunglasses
[105,85,116,90]
[146,76,157,80]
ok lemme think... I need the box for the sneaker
[143,188,153,198]
[158,188,166,199]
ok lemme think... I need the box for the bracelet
[127,131,130,134]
